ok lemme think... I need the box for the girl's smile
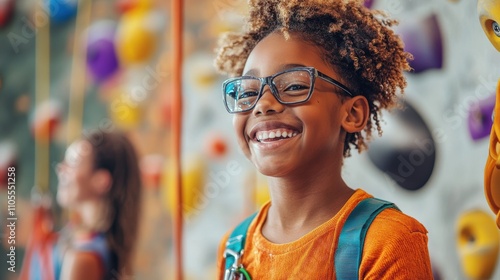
[250,120,301,143]
[248,119,302,152]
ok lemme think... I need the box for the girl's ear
[91,170,112,195]
[341,95,369,133]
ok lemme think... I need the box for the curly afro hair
[215,0,412,157]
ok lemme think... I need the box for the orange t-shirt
[216,189,433,279]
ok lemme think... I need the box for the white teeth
[256,129,298,141]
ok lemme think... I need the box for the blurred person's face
[56,140,99,208]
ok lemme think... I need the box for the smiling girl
[215,0,432,279]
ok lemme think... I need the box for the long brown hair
[84,130,142,276]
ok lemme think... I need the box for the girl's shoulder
[358,199,433,278]
[359,207,433,278]
[349,189,427,235]
[370,207,428,235]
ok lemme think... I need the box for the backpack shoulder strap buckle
[223,248,243,280]
[224,248,243,269]
[223,212,258,280]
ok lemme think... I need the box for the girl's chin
[57,199,70,208]
[254,164,292,178]
[56,194,75,209]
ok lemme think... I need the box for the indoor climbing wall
[0,0,499,279]
[345,0,500,279]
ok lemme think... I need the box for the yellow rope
[67,0,92,144]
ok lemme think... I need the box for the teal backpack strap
[223,212,258,280]
[335,198,399,280]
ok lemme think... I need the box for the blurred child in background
[25,131,142,280]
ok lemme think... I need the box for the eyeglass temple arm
[316,72,354,96]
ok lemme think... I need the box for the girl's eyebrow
[278,63,307,71]
[242,63,307,77]
[243,69,259,77]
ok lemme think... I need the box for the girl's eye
[285,85,308,91]
[238,90,259,100]
[283,84,309,95]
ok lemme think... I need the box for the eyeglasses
[222,66,354,114]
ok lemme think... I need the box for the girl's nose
[253,85,285,115]
[56,163,66,175]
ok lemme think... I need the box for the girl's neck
[262,165,354,243]
[71,199,110,236]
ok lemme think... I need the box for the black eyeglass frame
[221,66,354,114]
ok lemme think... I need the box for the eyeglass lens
[224,69,313,112]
